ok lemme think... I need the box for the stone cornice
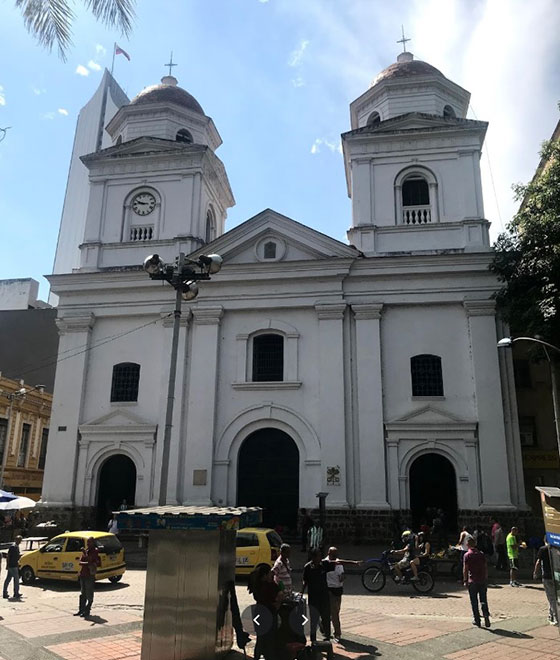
[56,313,95,334]
[463,300,496,317]
[315,303,347,320]
[192,306,224,325]
[352,303,383,320]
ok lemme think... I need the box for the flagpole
[110,42,116,76]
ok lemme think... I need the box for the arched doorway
[96,454,136,526]
[237,429,299,532]
[409,453,457,532]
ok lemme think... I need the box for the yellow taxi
[235,527,283,576]
[19,531,126,585]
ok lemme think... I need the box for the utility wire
[468,104,504,234]
[15,313,172,381]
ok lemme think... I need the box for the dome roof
[130,76,204,115]
[371,52,445,88]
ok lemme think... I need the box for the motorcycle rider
[391,530,419,582]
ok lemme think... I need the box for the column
[182,306,223,504]
[352,304,389,508]
[41,313,94,506]
[464,301,513,508]
[315,304,348,507]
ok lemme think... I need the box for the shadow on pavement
[23,580,130,593]
[337,639,380,657]
[85,614,108,625]
[489,629,533,639]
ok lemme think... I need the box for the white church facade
[41,51,528,538]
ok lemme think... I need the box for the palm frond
[15,0,75,60]
[84,0,135,36]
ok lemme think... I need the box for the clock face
[132,192,156,216]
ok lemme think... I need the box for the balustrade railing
[130,226,154,241]
[402,205,432,225]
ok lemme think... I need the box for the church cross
[164,51,177,76]
[397,25,411,52]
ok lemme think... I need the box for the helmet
[401,530,412,541]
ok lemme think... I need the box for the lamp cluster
[143,253,223,301]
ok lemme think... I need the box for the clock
[131,192,156,216]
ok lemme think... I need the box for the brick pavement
[0,569,558,659]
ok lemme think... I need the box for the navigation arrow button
[253,614,260,626]
[302,615,308,625]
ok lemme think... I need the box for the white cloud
[43,112,56,120]
[75,65,89,77]
[288,39,310,67]
[95,44,107,58]
[258,0,269,3]
[311,138,342,155]
[32,87,46,96]
[0,85,5,106]
[88,60,102,72]
[291,76,305,88]
[58,108,69,116]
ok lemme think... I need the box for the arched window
[205,207,216,243]
[410,354,443,397]
[443,105,456,118]
[367,111,381,126]
[111,362,140,402]
[402,175,430,224]
[176,129,193,144]
[264,241,277,259]
[252,334,284,382]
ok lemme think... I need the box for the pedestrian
[492,520,507,570]
[302,548,333,643]
[74,537,100,618]
[324,546,361,643]
[506,526,523,587]
[248,564,282,659]
[307,520,324,558]
[300,508,313,552]
[108,515,119,535]
[533,538,558,626]
[3,535,22,599]
[463,536,491,628]
[457,526,473,565]
[119,499,128,511]
[271,543,292,592]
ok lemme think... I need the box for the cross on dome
[397,25,411,53]
[164,51,178,77]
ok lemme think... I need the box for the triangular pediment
[344,113,487,138]
[190,209,359,265]
[387,405,473,425]
[80,408,154,428]
[81,137,205,165]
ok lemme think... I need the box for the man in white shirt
[272,543,292,592]
[325,546,361,642]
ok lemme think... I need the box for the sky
[1,0,559,302]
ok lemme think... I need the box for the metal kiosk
[536,487,560,631]
[117,505,261,660]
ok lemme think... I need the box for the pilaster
[182,306,224,504]
[352,303,389,508]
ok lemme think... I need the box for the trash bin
[117,505,261,660]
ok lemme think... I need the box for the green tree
[15,0,135,60]
[490,136,560,345]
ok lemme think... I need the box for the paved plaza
[0,568,558,659]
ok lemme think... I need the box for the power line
[16,313,172,381]
[468,104,504,234]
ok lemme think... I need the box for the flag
[115,44,130,61]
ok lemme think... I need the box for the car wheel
[108,575,122,583]
[20,566,35,585]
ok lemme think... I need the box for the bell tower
[78,75,234,271]
[343,51,490,255]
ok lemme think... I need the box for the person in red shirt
[74,537,100,618]
[463,537,490,628]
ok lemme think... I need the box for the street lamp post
[498,336,560,459]
[143,252,223,506]
[0,383,45,489]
